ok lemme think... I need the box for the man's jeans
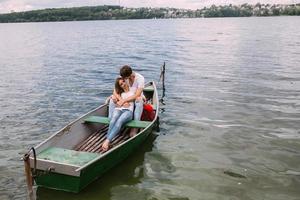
[107,109,133,141]
[108,99,143,121]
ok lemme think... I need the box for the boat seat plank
[85,116,110,124]
[84,116,151,128]
[38,147,98,166]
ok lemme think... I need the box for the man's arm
[117,88,143,106]
[125,88,143,102]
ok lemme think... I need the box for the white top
[115,89,135,112]
[126,72,145,94]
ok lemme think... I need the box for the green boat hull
[34,124,154,193]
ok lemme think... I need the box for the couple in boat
[101,65,145,151]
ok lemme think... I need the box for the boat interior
[33,83,157,169]
[74,125,129,154]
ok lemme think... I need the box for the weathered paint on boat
[26,82,159,193]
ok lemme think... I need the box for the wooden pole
[159,62,166,105]
[23,153,35,200]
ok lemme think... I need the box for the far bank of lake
[0,4,300,23]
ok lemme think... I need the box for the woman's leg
[108,96,117,119]
[102,109,122,151]
[102,110,132,151]
[107,109,122,134]
[107,110,133,141]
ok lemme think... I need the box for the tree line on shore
[0,4,299,23]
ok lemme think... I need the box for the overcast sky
[0,0,299,13]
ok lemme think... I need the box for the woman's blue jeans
[107,109,133,141]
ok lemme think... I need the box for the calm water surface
[0,17,300,200]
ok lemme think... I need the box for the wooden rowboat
[23,81,159,193]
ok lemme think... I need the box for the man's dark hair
[120,65,132,78]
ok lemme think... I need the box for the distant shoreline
[0,4,299,23]
[1,16,300,25]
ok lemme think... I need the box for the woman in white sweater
[102,77,134,151]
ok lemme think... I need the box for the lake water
[0,17,300,200]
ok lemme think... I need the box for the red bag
[141,104,155,121]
